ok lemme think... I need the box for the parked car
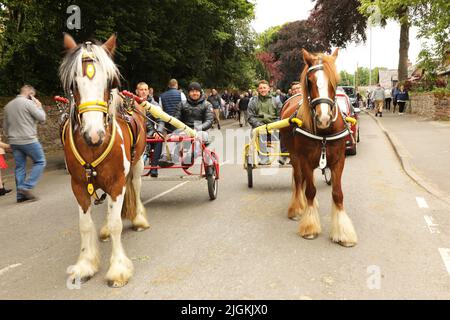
[339,86,358,109]
[336,89,360,156]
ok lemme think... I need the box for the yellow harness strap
[67,116,117,197]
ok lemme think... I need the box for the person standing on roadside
[238,92,250,127]
[372,83,385,117]
[207,89,222,129]
[3,85,46,203]
[396,84,409,115]
[0,135,12,196]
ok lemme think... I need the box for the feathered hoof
[337,240,357,248]
[107,279,128,288]
[99,234,110,242]
[132,224,150,232]
[302,233,319,240]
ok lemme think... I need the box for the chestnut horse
[280,49,358,247]
[59,34,150,287]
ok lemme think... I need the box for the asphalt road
[1,114,450,299]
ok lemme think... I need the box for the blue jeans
[11,142,46,198]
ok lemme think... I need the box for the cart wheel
[323,167,332,185]
[207,167,218,200]
[247,157,253,188]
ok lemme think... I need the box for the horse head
[302,48,339,130]
[59,33,121,146]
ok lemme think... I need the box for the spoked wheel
[323,167,332,185]
[207,153,219,200]
[247,156,253,188]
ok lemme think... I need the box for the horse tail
[121,171,137,221]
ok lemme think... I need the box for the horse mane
[59,41,121,99]
[297,52,340,130]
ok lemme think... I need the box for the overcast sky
[251,0,425,73]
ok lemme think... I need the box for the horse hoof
[99,235,110,242]
[288,215,300,221]
[133,225,150,232]
[108,280,128,288]
[338,241,356,248]
[302,234,318,240]
[80,276,92,284]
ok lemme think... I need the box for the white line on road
[0,263,22,277]
[143,181,190,205]
[143,160,230,205]
[438,248,450,276]
[416,197,429,209]
[424,215,440,234]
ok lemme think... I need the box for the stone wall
[410,92,450,120]
[0,96,63,154]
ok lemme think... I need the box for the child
[0,136,12,196]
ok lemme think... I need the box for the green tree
[0,0,257,95]
[359,0,414,82]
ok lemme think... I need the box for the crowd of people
[0,79,303,201]
[366,83,410,117]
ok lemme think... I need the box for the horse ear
[331,48,339,59]
[302,49,314,66]
[102,34,117,55]
[63,33,77,50]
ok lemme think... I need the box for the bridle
[69,41,114,128]
[63,41,119,203]
[304,58,339,132]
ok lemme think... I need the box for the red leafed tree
[256,51,283,86]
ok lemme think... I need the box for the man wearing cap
[158,82,215,174]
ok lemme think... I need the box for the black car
[339,86,358,108]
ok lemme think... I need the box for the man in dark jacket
[159,79,186,129]
[159,82,214,171]
[238,92,250,127]
[207,89,222,129]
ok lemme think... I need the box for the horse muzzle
[83,128,105,147]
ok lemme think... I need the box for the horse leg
[67,205,100,284]
[288,156,306,220]
[105,190,133,288]
[99,204,111,242]
[329,160,358,247]
[131,157,150,231]
[298,164,321,239]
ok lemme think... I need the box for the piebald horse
[280,48,358,247]
[59,34,150,287]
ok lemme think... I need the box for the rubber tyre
[207,167,218,200]
[247,157,253,188]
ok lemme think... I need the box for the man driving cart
[158,82,215,176]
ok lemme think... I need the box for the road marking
[424,215,440,234]
[416,197,429,209]
[438,248,450,276]
[0,263,22,277]
[143,182,190,204]
[143,160,229,205]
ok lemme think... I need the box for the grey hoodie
[3,95,46,145]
